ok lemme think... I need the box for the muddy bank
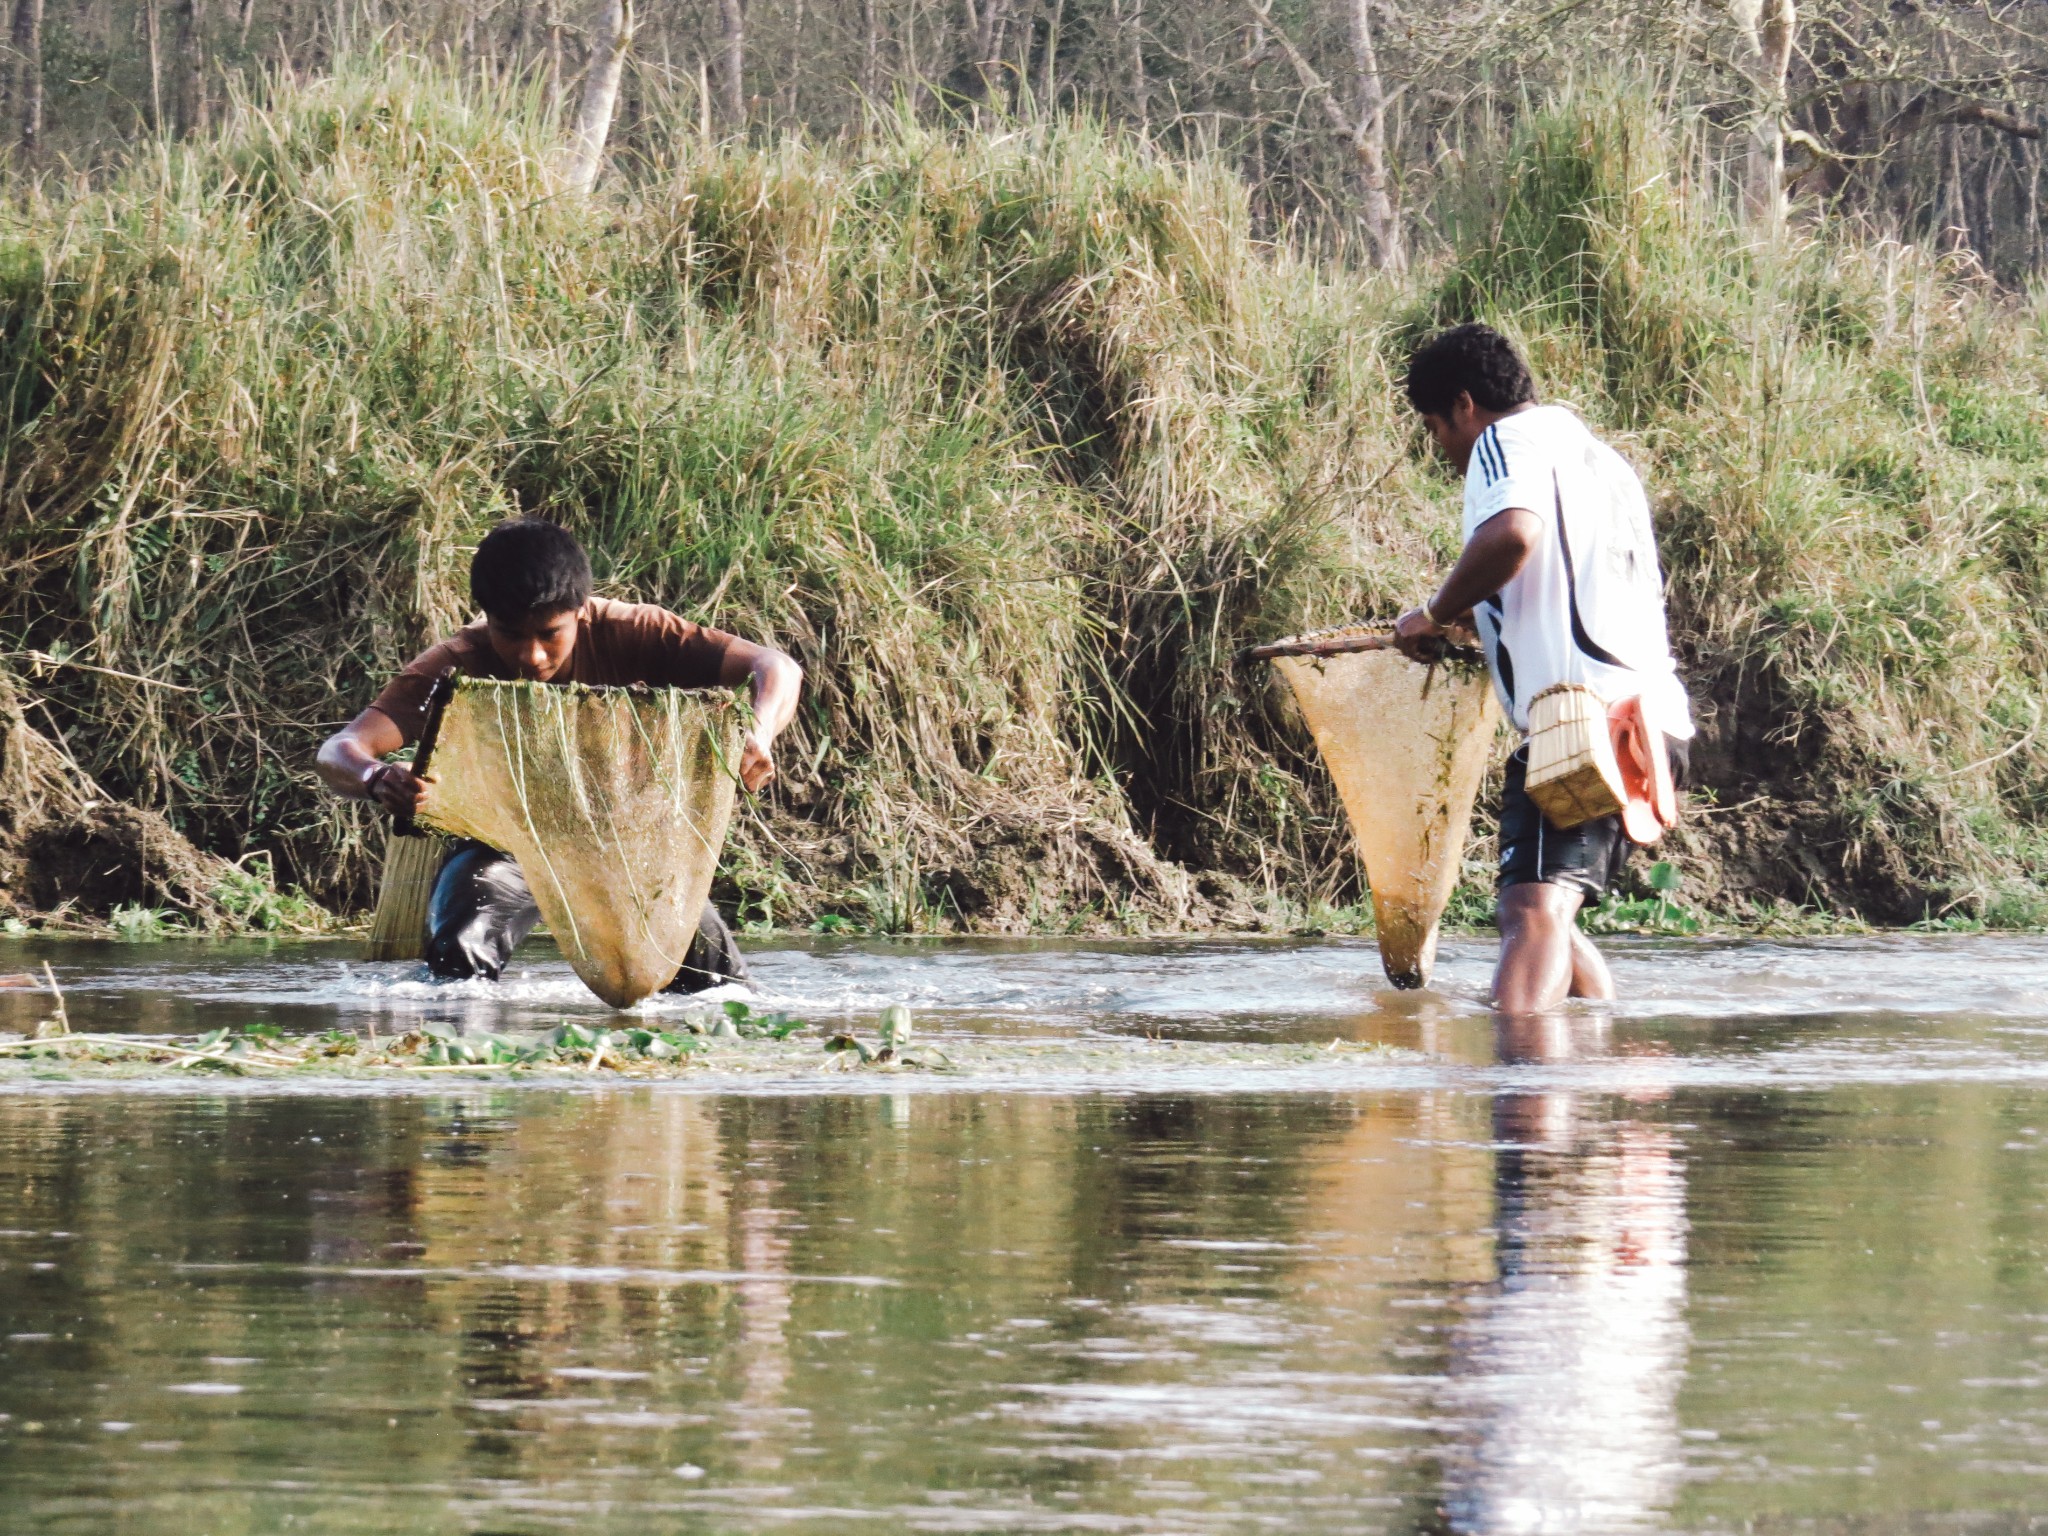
[0,673,318,933]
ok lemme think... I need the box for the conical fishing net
[415,678,744,1007]
[1274,633,1499,989]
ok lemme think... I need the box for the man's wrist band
[362,763,392,799]
[1423,598,1445,627]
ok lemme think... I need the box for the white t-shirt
[1461,404,1693,738]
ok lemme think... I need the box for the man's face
[485,605,582,682]
[1419,392,1483,474]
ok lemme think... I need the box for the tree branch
[1237,0,1354,138]
[1889,94,2041,141]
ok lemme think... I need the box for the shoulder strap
[1554,470,1627,670]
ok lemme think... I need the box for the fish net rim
[1260,621,1489,674]
[443,676,745,706]
[1266,621,1395,646]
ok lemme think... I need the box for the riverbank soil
[0,673,246,929]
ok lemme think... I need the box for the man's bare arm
[717,638,804,792]
[1392,508,1544,661]
[315,709,426,816]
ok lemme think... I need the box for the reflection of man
[315,519,802,989]
[1443,1020,1688,1534]
[1392,325,1693,1014]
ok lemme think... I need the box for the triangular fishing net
[415,678,744,1007]
[1272,631,1499,989]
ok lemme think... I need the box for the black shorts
[1497,736,1690,900]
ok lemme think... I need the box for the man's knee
[664,903,750,994]
[425,844,540,981]
[1497,879,1584,936]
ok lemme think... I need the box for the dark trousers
[425,840,750,994]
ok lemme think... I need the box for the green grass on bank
[0,59,2043,930]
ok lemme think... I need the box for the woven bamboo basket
[1524,683,1626,829]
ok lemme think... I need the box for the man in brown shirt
[316,518,802,989]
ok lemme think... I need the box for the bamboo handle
[391,667,456,838]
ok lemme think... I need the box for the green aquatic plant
[108,905,182,942]
[1581,860,1706,937]
[716,1000,807,1041]
[208,857,325,934]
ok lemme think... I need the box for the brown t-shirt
[367,597,739,745]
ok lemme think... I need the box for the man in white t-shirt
[1392,325,1694,1014]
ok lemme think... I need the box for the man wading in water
[1393,325,1693,1014]
[316,518,802,990]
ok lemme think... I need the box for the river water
[4,933,2048,1532]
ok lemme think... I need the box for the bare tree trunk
[559,0,632,192]
[177,0,208,137]
[1243,0,1403,268]
[782,0,803,122]
[543,0,562,113]
[9,0,41,159]
[1128,0,1145,128]
[2025,133,2042,275]
[860,0,878,101]
[1347,0,1402,271]
[143,0,164,135]
[237,0,255,48]
[717,0,743,130]
[967,0,1010,99]
[1040,0,1063,104]
[1734,0,1795,225]
[331,0,346,59]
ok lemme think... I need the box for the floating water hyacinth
[415,679,745,1008]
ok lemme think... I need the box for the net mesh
[415,678,744,1007]
[1274,638,1499,989]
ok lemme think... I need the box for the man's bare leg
[1568,926,1614,1000]
[1493,882,1589,1015]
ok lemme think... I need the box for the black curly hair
[1402,323,1537,418]
[470,518,593,621]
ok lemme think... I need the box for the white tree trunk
[544,0,563,114]
[718,0,744,129]
[559,0,633,194]
[860,0,878,99]
[1347,0,1402,271]
[143,0,163,135]
[1125,0,1146,129]
[1735,0,1795,225]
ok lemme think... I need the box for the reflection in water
[8,937,2048,1531]
[1444,1016,1688,1534]
[734,1177,796,1473]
